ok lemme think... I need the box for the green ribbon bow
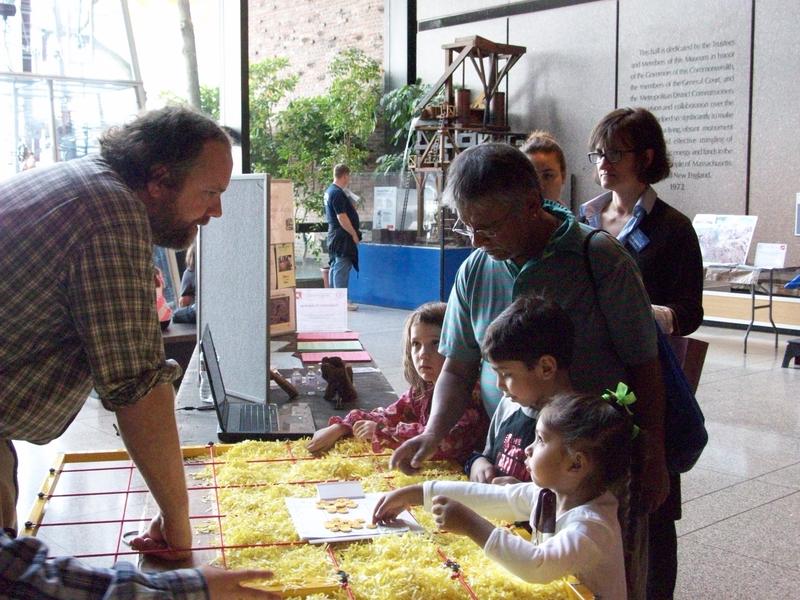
[602,382,640,439]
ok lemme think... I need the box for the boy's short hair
[482,294,574,369]
[333,163,350,179]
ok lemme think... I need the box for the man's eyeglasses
[587,149,637,164]
[452,211,510,240]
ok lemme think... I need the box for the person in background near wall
[580,107,704,600]
[172,240,197,324]
[324,163,362,311]
[0,106,278,597]
[580,107,704,337]
[521,130,568,208]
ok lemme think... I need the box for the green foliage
[157,85,220,120]
[247,49,381,221]
[374,152,407,175]
[275,96,333,219]
[326,48,382,161]
[199,86,220,120]
[380,79,428,147]
[249,57,299,176]
[375,80,429,174]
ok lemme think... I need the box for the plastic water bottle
[290,369,303,390]
[199,369,212,403]
[305,366,318,396]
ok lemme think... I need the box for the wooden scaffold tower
[407,35,527,243]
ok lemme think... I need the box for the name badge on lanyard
[628,228,650,253]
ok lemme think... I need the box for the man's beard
[152,222,198,250]
[148,195,199,250]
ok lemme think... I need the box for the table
[174,334,399,444]
[703,264,800,353]
[161,321,196,385]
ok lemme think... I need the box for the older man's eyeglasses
[587,149,637,164]
[452,210,511,240]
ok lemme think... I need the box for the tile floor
[14,305,800,599]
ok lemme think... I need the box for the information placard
[373,186,397,230]
[295,288,348,332]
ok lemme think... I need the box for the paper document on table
[285,492,422,544]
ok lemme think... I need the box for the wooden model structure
[407,36,527,241]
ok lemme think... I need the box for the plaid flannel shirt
[0,156,180,444]
[0,533,208,600]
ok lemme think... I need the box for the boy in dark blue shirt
[465,294,574,484]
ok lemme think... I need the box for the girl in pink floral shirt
[306,302,488,465]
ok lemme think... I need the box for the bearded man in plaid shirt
[0,107,281,598]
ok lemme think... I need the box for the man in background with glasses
[390,142,668,600]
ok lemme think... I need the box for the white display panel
[198,174,270,402]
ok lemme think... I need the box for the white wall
[398,0,800,264]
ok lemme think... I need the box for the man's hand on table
[389,433,439,474]
[130,511,192,560]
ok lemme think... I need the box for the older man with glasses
[390,142,669,600]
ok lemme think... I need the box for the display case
[334,36,528,306]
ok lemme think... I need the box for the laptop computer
[200,324,316,442]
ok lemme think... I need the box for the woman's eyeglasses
[587,149,637,164]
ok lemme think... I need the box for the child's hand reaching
[372,484,423,524]
[469,456,497,483]
[352,420,377,441]
[430,496,495,546]
[306,424,348,453]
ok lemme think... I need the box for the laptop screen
[200,324,229,425]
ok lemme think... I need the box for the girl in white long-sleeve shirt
[374,392,635,600]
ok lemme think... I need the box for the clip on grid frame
[23,442,595,599]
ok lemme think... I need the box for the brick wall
[249,0,385,98]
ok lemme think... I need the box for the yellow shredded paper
[193,438,579,599]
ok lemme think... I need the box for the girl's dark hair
[99,105,230,191]
[402,302,447,393]
[539,392,634,491]
[588,107,671,184]
[482,294,573,369]
[521,130,567,178]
